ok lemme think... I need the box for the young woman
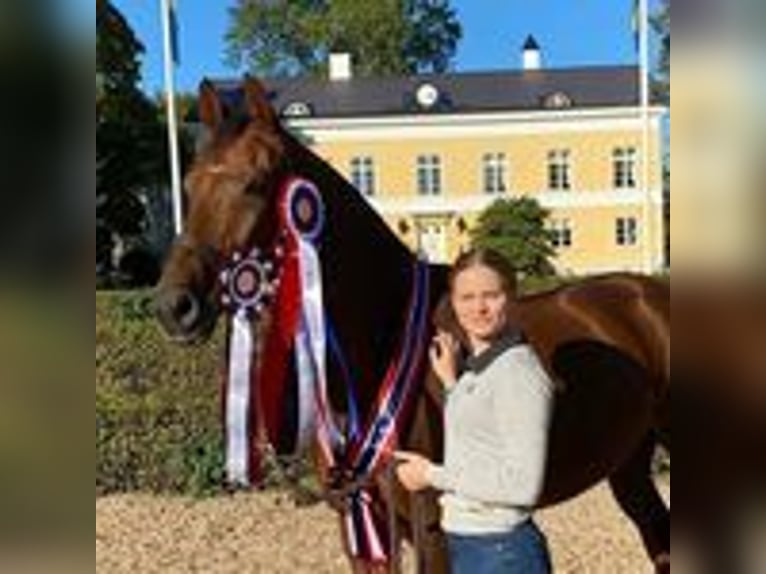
[395,247,554,574]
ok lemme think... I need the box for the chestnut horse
[156,78,670,573]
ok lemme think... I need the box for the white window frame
[547,149,572,191]
[350,156,376,196]
[549,218,573,248]
[482,152,508,194]
[416,154,442,196]
[613,147,638,189]
[616,216,639,246]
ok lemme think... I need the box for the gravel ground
[96,478,669,573]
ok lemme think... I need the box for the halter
[218,174,431,567]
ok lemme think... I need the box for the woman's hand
[429,330,460,390]
[393,451,434,492]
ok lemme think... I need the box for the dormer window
[542,91,573,110]
[282,101,314,118]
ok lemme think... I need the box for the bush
[96,291,321,498]
[96,290,226,496]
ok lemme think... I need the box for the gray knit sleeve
[439,347,553,506]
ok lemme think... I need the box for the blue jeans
[447,519,552,574]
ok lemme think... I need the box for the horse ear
[243,75,278,128]
[198,79,224,131]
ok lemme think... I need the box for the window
[548,149,572,190]
[549,219,573,248]
[616,217,639,246]
[613,147,637,189]
[282,101,313,118]
[542,91,573,109]
[350,156,376,196]
[483,153,508,194]
[416,155,442,195]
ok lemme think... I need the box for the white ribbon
[225,308,253,486]
[294,322,317,450]
[294,237,339,458]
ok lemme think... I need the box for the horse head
[155,78,288,343]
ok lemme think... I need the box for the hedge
[96,290,226,496]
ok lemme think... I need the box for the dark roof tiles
[210,65,645,119]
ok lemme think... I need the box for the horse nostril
[158,288,201,333]
[173,291,200,330]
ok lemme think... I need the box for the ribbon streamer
[225,308,254,486]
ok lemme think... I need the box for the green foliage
[403,0,463,74]
[651,0,669,104]
[97,1,170,280]
[153,91,199,124]
[96,292,320,497]
[518,274,575,296]
[470,198,557,278]
[96,291,226,495]
[225,0,462,77]
[97,0,155,125]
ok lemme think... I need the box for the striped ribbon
[335,259,431,563]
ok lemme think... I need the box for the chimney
[522,35,542,71]
[329,52,352,81]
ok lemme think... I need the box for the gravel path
[96,478,669,573]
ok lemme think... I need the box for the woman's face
[450,263,508,347]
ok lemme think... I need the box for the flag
[630,0,640,52]
[168,0,180,66]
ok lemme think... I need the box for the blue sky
[100,0,659,96]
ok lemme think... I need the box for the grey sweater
[427,336,554,534]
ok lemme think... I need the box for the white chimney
[329,52,352,81]
[522,35,542,71]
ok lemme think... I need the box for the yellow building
[218,40,667,274]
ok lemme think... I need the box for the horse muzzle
[154,285,216,344]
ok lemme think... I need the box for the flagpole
[639,0,652,273]
[160,0,184,236]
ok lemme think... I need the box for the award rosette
[219,247,279,486]
[218,176,340,487]
[279,177,342,462]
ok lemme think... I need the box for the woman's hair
[448,247,518,297]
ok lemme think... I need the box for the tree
[97,0,168,284]
[225,0,462,78]
[153,91,199,124]
[651,0,669,103]
[97,0,156,125]
[470,198,557,278]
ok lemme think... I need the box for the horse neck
[284,133,418,397]
[284,133,412,288]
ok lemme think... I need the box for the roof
[207,65,648,120]
[523,35,540,51]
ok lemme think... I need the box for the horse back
[513,274,669,504]
[517,273,669,395]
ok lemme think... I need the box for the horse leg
[608,432,670,574]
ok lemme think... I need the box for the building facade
[216,42,666,274]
